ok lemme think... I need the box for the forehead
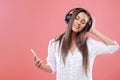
[77,12,88,21]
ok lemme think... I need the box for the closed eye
[81,20,86,24]
[75,16,87,24]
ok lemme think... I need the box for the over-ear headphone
[64,8,92,32]
[65,8,80,24]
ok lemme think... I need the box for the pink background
[0,0,120,80]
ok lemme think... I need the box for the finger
[35,59,42,65]
[34,56,40,62]
[36,60,43,68]
[34,57,36,61]
[35,60,39,65]
[92,17,96,25]
[38,60,43,68]
[35,59,41,65]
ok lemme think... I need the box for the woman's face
[72,12,88,33]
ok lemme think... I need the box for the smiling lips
[74,25,80,29]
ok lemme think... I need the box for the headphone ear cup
[83,22,91,32]
[86,25,91,32]
[87,17,92,32]
[65,14,72,23]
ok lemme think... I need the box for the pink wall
[0,0,120,80]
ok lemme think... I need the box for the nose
[77,20,81,25]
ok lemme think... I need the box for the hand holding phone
[30,49,43,68]
[30,49,40,60]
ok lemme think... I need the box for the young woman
[34,8,119,80]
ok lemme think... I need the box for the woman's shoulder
[87,37,99,45]
[49,38,56,45]
[87,37,96,42]
[49,38,56,42]
[49,37,60,46]
[49,36,59,43]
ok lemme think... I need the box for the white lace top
[46,38,119,80]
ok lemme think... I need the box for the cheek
[73,19,78,24]
[81,24,86,29]
[82,23,87,28]
[79,25,86,31]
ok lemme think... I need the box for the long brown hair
[55,8,93,75]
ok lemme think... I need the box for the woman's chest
[55,49,83,67]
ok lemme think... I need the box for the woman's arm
[89,18,117,46]
[34,57,52,73]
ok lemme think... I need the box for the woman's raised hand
[34,56,43,68]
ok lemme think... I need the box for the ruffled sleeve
[88,38,119,56]
[46,39,56,73]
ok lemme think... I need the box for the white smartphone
[30,49,40,60]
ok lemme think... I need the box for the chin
[72,28,81,33]
[72,27,82,33]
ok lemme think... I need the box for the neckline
[69,47,78,56]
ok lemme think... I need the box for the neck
[71,32,77,44]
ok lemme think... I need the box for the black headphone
[64,8,92,32]
[65,8,80,23]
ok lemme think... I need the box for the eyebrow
[77,16,86,22]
